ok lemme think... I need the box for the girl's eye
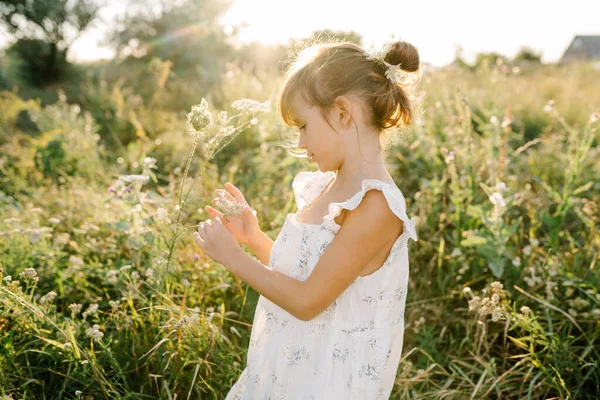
[299,125,306,131]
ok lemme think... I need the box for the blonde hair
[277,37,422,156]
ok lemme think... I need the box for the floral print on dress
[225,170,417,400]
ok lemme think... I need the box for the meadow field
[0,54,599,399]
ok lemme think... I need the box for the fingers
[214,189,235,203]
[224,182,248,204]
[204,205,224,219]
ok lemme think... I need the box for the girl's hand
[194,216,242,266]
[204,182,261,246]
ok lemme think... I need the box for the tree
[513,46,542,64]
[0,0,100,86]
[104,0,234,99]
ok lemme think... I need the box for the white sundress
[225,169,418,400]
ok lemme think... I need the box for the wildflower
[451,248,463,257]
[490,281,503,292]
[131,271,140,280]
[120,264,132,272]
[523,245,532,256]
[512,256,521,267]
[3,275,11,282]
[187,98,212,132]
[491,307,503,322]
[543,99,555,113]
[155,207,172,225]
[490,115,499,125]
[143,157,157,170]
[109,300,119,312]
[182,279,191,287]
[82,303,99,318]
[106,270,118,284]
[468,296,481,311]
[118,174,149,184]
[69,303,83,316]
[69,255,84,267]
[250,118,259,125]
[39,291,57,305]
[231,99,271,114]
[85,324,104,342]
[489,192,506,208]
[22,227,53,244]
[591,112,599,123]
[218,124,236,137]
[495,181,508,192]
[48,217,61,225]
[520,306,531,315]
[529,238,539,247]
[19,268,39,282]
[462,287,472,295]
[491,293,500,305]
[412,316,426,332]
[501,116,512,130]
[214,190,245,218]
[444,151,455,164]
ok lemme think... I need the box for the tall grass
[0,60,599,399]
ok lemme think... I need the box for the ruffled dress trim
[292,170,417,242]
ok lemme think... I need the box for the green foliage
[0,55,599,399]
[514,46,543,63]
[0,0,100,88]
[104,0,234,109]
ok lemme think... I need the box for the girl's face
[290,91,344,171]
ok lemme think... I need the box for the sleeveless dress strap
[292,170,336,211]
[323,179,418,242]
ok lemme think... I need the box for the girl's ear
[334,96,353,129]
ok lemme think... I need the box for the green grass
[0,59,599,399]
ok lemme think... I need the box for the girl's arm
[243,230,274,266]
[222,190,402,322]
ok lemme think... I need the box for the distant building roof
[560,35,600,64]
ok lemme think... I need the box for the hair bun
[384,41,420,72]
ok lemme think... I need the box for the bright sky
[1,0,599,67]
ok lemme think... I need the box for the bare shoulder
[339,188,404,237]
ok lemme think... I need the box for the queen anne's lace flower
[214,190,245,218]
[231,99,271,114]
[187,98,212,132]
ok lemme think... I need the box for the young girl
[194,38,420,399]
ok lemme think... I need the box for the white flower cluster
[39,291,57,305]
[118,174,150,184]
[85,324,104,342]
[19,268,39,282]
[214,190,245,218]
[231,99,271,115]
[465,281,507,322]
[187,98,212,132]
[68,303,83,316]
[489,192,506,209]
[155,207,172,225]
[82,303,99,318]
